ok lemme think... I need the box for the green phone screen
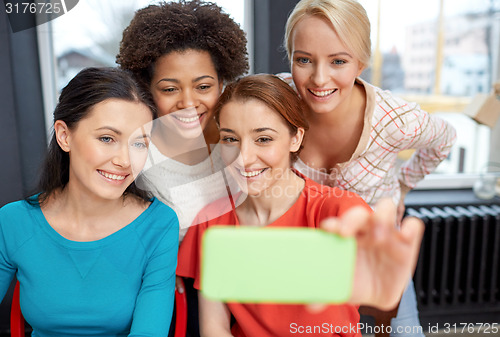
[200,226,356,304]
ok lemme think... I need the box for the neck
[237,169,305,227]
[43,182,147,243]
[60,184,128,222]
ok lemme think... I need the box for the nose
[239,140,256,167]
[112,144,131,168]
[176,89,198,110]
[311,62,328,87]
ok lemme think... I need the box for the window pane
[49,0,245,91]
[358,0,500,176]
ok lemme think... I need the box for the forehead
[78,99,152,133]
[219,98,288,130]
[292,15,345,50]
[153,49,218,78]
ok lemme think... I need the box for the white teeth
[310,89,336,97]
[99,170,126,181]
[239,169,265,177]
[175,115,200,123]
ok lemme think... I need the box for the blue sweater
[0,197,179,337]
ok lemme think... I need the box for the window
[358,0,500,188]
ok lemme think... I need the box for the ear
[357,63,366,77]
[54,120,71,152]
[290,127,305,153]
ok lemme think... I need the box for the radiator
[406,204,500,317]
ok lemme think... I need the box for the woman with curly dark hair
[117,0,248,242]
[117,2,248,335]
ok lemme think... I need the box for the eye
[221,136,238,143]
[198,84,212,91]
[295,57,310,65]
[99,136,113,143]
[332,59,347,65]
[131,141,148,150]
[161,87,177,93]
[256,137,272,144]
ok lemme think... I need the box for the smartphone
[200,226,356,304]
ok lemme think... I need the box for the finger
[396,202,405,227]
[336,206,371,237]
[320,217,341,233]
[400,216,425,272]
[306,303,328,314]
[176,276,185,294]
[373,198,397,230]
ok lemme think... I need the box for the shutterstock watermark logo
[3,0,79,33]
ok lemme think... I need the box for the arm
[0,211,17,302]
[199,292,233,337]
[321,199,424,311]
[129,215,179,337]
[397,104,457,189]
[396,181,412,225]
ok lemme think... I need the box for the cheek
[291,69,308,93]
[263,145,291,167]
[154,98,175,117]
[129,149,149,177]
[69,142,102,171]
[337,68,360,87]
[203,93,221,114]
[220,145,241,166]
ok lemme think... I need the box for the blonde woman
[279,0,456,335]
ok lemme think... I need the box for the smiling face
[149,49,223,139]
[219,98,304,197]
[290,15,364,115]
[55,99,153,201]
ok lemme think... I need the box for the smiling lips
[238,168,267,178]
[174,114,201,123]
[309,88,337,97]
[98,170,128,181]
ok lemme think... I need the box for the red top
[177,174,370,337]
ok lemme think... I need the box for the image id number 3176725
[5,2,63,14]
[441,323,498,334]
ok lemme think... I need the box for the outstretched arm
[199,292,234,337]
[320,199,424,311]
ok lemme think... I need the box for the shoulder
[128,198,179,257]
[0,198,38,248]
[372,86,421,118]
[0,198,37,223]
[366,84,433,139]
[300,175,369,219]
[192,195,236,227]
[145,198,179,226]
[133,198,179,240]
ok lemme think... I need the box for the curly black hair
[117,0,249,91]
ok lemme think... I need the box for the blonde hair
[284,0,371,68]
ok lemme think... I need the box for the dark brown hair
[214,74,309,162]
[33,67,154,205]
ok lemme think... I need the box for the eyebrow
[293,50,353,58]
[219,127,278,134]
[96,127,151,139]
[155,75,216,85]
[96,126,121,135]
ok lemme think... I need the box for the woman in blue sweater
[0,67,179,336]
